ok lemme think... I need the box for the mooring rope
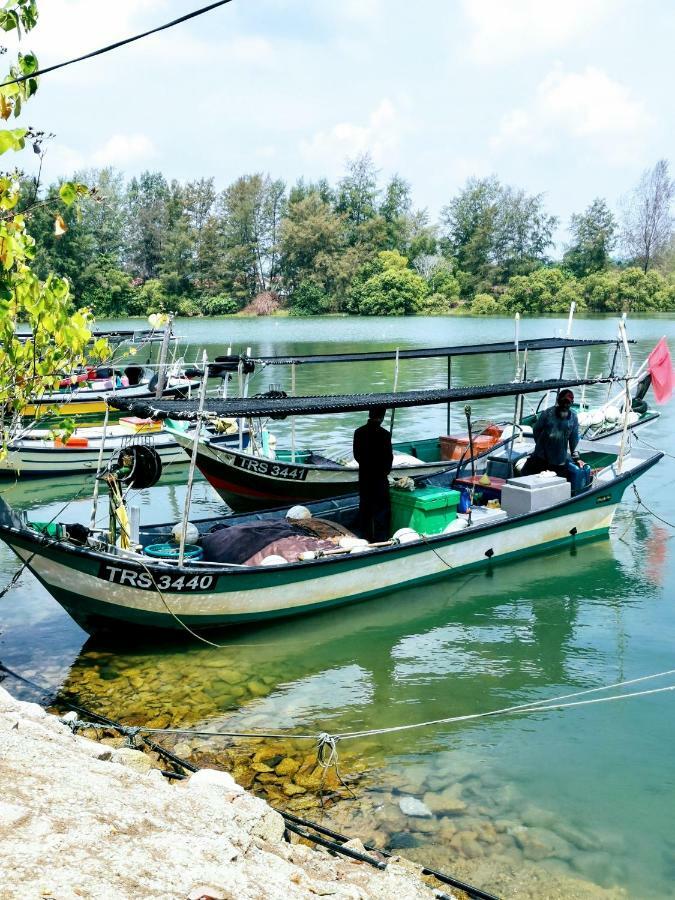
[119,667,675,744]
[631,484,675,530]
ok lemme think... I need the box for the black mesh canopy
[113,376,608,421]
[231,337,622,367]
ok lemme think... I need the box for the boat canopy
[209,337,625,372]
[14,327,169,345]
[112,376,609,421]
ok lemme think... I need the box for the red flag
[647,337,674,404]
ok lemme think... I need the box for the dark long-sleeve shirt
[353,421,393,496]
[532,405,580,467]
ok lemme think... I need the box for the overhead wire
[1,0,236,88]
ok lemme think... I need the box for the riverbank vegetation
[26,154,675,317]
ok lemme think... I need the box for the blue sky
[7,0,675,245]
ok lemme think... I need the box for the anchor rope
[631,484,675,530]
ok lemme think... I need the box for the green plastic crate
[390,486,461,536]
[275,449,312,463]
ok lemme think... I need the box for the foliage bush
[135,279,168,314]
[202,293,239,315]
[471,293,504,315]
[348,251,429,315]
[418,292,456,314]
[289,280,328,316]
[503,268,584,314]
[426,265,460,303]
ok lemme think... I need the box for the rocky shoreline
[0,685,451,900]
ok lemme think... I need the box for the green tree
[440,176,556,294]
[439,176,500,295]
[492,187,557,280]
[336,153,379,240]
[280,192,345,292]
[158,180,192,298]
[621,159,674,272]
[125,171,170,281]
[184,177,220,295]
[218,173,286,301]
[563,198,617,276]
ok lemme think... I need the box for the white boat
[0,418,242,478]
[0,375,661,636]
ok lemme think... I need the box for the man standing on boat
[522,389,585,480]
[353,406,393,542]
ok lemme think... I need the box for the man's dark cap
[558,389,574,404]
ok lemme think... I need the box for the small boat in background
[0,416,244,478]
[20,363,199,419]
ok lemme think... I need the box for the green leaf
[59,182,77,206]
[18,52,38,75]
[0,127,26,155]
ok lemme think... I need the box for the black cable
[1,0,235,88]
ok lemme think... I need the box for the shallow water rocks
[422,785,467,816]
[0,686,439,900]
[399,796,433,818]
[511,825,574,862]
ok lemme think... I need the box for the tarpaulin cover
[201,520,303,564]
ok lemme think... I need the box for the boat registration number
[99,563,216,592]
[233,455,307,481]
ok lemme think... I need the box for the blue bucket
[144,543,203,561]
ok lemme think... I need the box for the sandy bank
[0,686,441,900]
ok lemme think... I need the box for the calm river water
[1,315,674,898]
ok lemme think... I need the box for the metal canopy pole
[557,302,576,387]
[389,349,400,435]
[89,403,111,532]
[617,321,633,474]
[580,352,591,408]
[178,351,209,566]
[291,362,296,463]
[446,356,452,435]
[154,316,173,399]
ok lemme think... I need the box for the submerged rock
[399,796,433,818]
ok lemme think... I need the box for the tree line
[24,154,675,318]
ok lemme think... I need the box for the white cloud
[300,99,407,172]
[333,0,384,23]
[92,134,157,167]
[491,67,652,161]
[9,0,167,59]
[463,0,613,63]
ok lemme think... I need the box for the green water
[1,315,674,898]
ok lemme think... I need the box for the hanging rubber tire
[111,444,163,489]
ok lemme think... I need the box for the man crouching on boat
[353,406,393,542]
[522,389,585,481]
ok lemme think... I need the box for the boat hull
[171,428,506,510]
[0,466,646,635]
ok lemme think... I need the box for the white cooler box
[501,473,570,517]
